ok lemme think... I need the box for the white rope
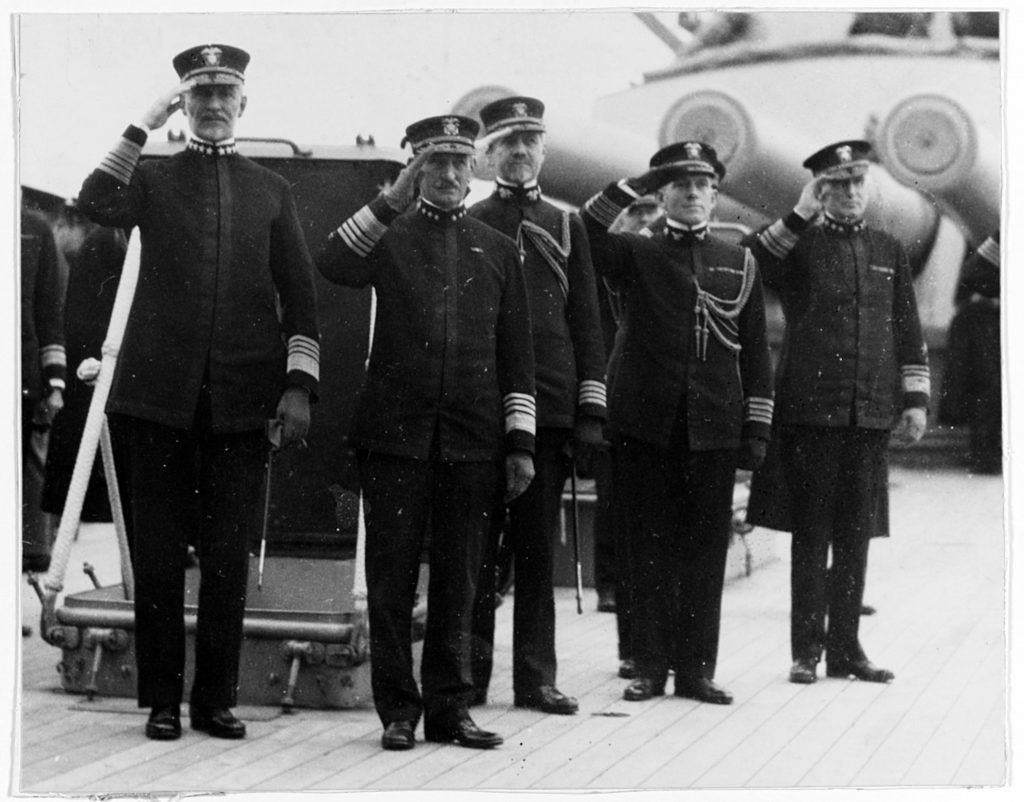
[44,231,141,597]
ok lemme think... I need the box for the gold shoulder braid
[693,249,756,360]
[518,211,572,301]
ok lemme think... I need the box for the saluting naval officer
[316,114,536,751]
[744,140,929,685]
[468,96,607,716]
[77,44,321,741]
[581,142,774,704]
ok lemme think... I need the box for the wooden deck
[12,463,1008,795]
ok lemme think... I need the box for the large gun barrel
[873,93,1000,244]
[658,88,942,271]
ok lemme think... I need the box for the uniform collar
[664,218,709,243]
[417,197,467,225]
[822,213,866,235]
[494,178,542,206]
[187,136,238,157]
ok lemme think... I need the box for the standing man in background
[317,114,536,751]
[20,205,67,578]
[744,140,929,686]
[78,43,320,741]
[468,96,607,716]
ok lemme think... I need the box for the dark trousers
[118,414,265,709]
[592,446,619,595]
[22,400,52,566]
[362,451,501,728]
[784,425,888,664]
[617,436,735,684]
[470,429,570,696]
[597,444,632,660]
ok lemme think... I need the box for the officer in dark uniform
[78,44,321,741]
[317,115,536,751]
[744,140,929,685]
[582,142,774,704]
[21,206,67,576]
[942,230,1001,473]
[468,96,607,716]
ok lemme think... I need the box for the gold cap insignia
[684,142,703,160]
[442,117,460,136]
[200,46,223,66]
[836,145,853,163]
[513,102,528,117]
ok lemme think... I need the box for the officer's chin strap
[37,232,142,643]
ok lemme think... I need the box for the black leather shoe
[515,685,578,715]
[424,712,503,749]
[596,588,617,613]
[381,720,416,750]
[860,603,877,616]
[146,705,182,741]
[622,677,666,701]
[189,705,246,739]
[826,658,894,683]
[675,677,733,705]
[789,658,818,684]
[618,659,637,680]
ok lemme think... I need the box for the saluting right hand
[139,80,196,131]
[627,166,674,197]
[383,145,437,212]
[794,175,827,221]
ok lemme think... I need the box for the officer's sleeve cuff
[582,182,633,229]
[287,335,320,402]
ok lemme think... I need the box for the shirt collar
[664,217,709,242]
[822,213,866,235]
[186,136,238,157]
[417,197,467,225]
[494,177,542,206]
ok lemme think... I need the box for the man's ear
[709,187,719,211]
[239,94,248,117]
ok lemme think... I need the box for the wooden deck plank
[950,694,1008,788]
[13,466,1007,794]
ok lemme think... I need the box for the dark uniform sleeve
[565,211,608,421]
[737,252,774,441]
[580,181,644,295]
[271,182,322,400]
[27,213,67,392]
[315,194,401,288]
[958,231,1000,300]
[891,238,930,411]
[78,125,149,229]
[496,245,537,455]
[741,210,814,292]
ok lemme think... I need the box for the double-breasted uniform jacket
[469,183,607,428]
[21,208,67,402]
[582,181,774,451]
[77,125,321,433]
[745,210,930,533]
[747,211,930,429]
[316,194,537,461]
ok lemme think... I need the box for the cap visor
[187,71,244,86]
[819,161,870,179]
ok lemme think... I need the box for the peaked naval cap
[649,141,726,182]
[479,96,547,138]
[802,139,874,178]
[401,115,480,155]
[173,43,250,85]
